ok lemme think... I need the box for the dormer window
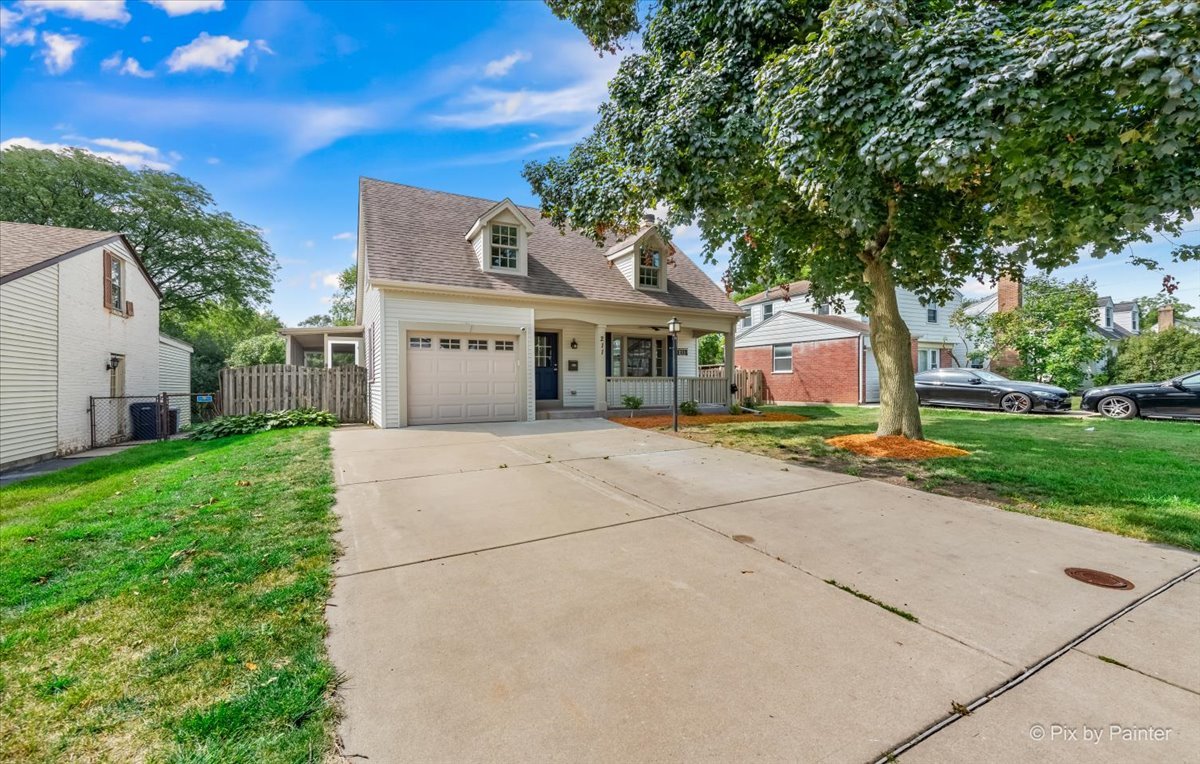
[638,248,662,288]
[491,224,519,270]
[1105,307,1113,327]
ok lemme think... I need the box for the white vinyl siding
[864,349,880,403]
[362,283,385,427]
[537,320,596,408]
[158,338,192,392]
[737,312,861,347]
[613,252,636,288]
[0,267,60,468]
[675,335,698,376]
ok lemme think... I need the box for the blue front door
[535,332,559,400]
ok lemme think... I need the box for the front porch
[531,314,737,416]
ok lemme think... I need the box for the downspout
[858,335,866,405]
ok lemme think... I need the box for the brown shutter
[102,251,113,309]
[125,300,134,317]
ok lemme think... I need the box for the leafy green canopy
[1109,328,1200,383]
[956,275,1107,390]
[162,304,283,392]
[0,147,276,318]
[228,333,286,367]
[529,0,1199,309]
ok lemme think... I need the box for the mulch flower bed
[825,434,970,460]
[611,412,809,429]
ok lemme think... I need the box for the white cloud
[0,7,21,30]
[331,232,353,240]
[140,34,151,43]
[166,32,248,73]
[483,50,530,78]
[145,0,225,17]
[0,135,172,170]
[88,136,158,155]
[17,0,130,24]
[4,27,36,46]
[101,50,122,70]
[303,239,315,248]
[253,38,273,54]
[205,156,220,164]
[307,270,340,289]
[40,32,82,74]
[120,56,151,77]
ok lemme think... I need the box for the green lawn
[682,406,1200,552]
[0,428,339,763]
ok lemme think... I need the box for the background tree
[1108,329,1200,383]
[298,314,333,327]
[698,333,725,366]
[1135,294,1196,330]
[528,0,1200,438]
[329,264,357,326]
[227,334,286,367]
[161,305,283,392]
[0,147,276,319]
[957,276,1107,390]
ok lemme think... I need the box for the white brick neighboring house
[0,221,189,470]
[280,179,743,427]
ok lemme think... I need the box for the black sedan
[914,369,1072,414]
[1081,371,1200,421]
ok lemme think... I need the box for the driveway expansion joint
[868,563,1200,763]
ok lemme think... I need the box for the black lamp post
[667,316,681,432]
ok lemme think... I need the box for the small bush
[679,400,700,416]
[621,394,643,410]
[189,408,338,441]
[729,403,742,415]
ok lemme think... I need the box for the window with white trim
[918,348,940,372]
[763,303,774,320]
[467,339,488,351]
[495,340,515,351]
[740,315,751,329]
[772,344,792,373]
[490,224,519,270]
[638,248,662,288]
[409,337,432,349]
[440,338,461,350]
[110,256,124,311]
[926,307,938,323]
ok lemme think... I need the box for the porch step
[535,409,607,420]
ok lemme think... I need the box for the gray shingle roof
[359,178,739,314]
[789,311,871,335]
[737,280,812,307]
[0,221,123,280]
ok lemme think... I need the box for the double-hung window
[638,248,662,288]
[772,344,792,373]
[490,224,519,270]
[762,303,774,320]
[926,307,938,323]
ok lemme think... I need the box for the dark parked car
[1081,371,1200,421]
[914,369,1071,414]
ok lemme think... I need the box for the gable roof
[737,280,812,307]
[0,221,161,296]
[358,178,739,315]
[1112,300,1137,311]
[736,308,869,346]
[794,311,871,335]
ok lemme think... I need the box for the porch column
[724,325,736,407]
[284,336,296,365]
[594,323,608,411]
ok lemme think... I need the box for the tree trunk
[864,257,924,439]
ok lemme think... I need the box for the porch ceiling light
[667,316,681,335]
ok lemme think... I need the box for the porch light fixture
[105,355,121,371]
[570,338,578,350]
[667,317,681,431]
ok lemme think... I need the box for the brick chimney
[1158,305,1175,332]
[997,275,1022,313]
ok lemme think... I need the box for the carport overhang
[278,326,364,367]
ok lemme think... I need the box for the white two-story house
[283,179,742,427]
[732,279,967,404]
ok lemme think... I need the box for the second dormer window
[638,248,661,288]
[491,224,519,270]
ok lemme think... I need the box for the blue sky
[2,0,1196,323]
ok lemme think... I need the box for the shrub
[620,394,643,409]
[679,400,700,416]
[227,333,285,366]
[729,403,742,415]
[189,408,338,441]
[1108,328,1200,384]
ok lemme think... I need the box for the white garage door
[407,334,521,425]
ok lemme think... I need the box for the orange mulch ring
[825,434,969,460]
[611,413,809,429]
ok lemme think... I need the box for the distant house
[279,179,742,427]
[732,280,967,404]
[0,221,190,470]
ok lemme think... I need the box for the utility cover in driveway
[407,333,520,425]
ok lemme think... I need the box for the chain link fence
[89,393,221,448]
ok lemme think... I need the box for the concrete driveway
[326,420,1199,763]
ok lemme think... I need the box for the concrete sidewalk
[0,443,142,486]
[325,420,1198,762]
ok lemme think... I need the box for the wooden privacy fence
[734,367,766,404]
[220,364,368,423]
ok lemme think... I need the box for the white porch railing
[606,376,729,408]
